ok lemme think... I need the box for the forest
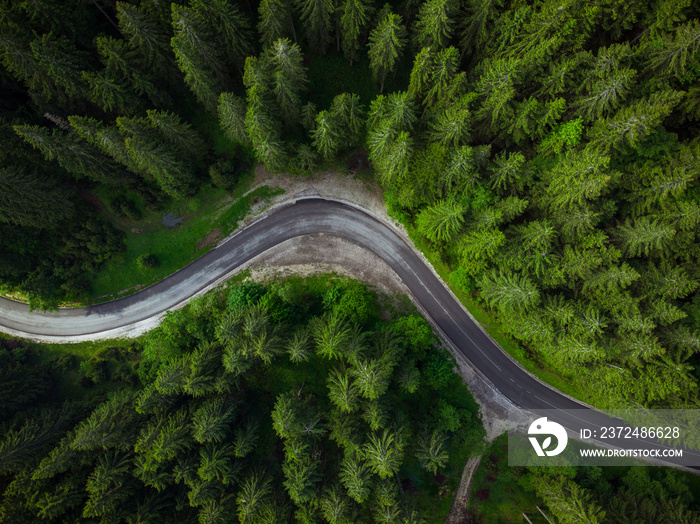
[0,277,486,522]
[1,0,700,521]
[1,0,699,408]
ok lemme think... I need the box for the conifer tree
[296,0,336,52]
[367,6,407,93]
[413,0,459,51]
[339,0,372,65]
[267,38,308,120]
[416,199,466,243]
[171,4,226,112]
[117,2,172,71]
[218,92,249,145]
[14,125,129,184]
[363,429,404,479]
[0,167,73,228]
[258,0,297,48]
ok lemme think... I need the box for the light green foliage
[415,429,449,474]
[416,199,466,243]
[363,428,405,478]
[267,38,308,119]
[339,0,373,65]
[258,0,295,48]
[367,6,407,92]
[413,0,459,51]
[479,270,540,313]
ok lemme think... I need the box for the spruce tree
[367,6,407,93]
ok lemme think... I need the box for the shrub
[424,350,454,390]
[227,281,266,310]
[209,158,239,190]
[137,254,159,270]
[108,195,142,220]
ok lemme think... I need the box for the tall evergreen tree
[14,125,129,184]
[339,0,372,65]
[0,167,73,228]
[258,0,297,48]
[367,6,407,93]
[413,0,459,51]
[296,0,336,52]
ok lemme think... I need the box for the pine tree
[296,0,336,52]
[259,0,296,48]
[312,110,343,160]
[330,92,366,146]
[339,0,372,65]
[460,0,500,61]
[30,33,89,101]
[424,46,459,108]
[327,368,360,412]
[339,455,371,503]
[218,92,249,145]
[116,2,172,71]
[237,470,273,523]
[232,421,260,458]
[428,96,471,146]
[267,38,308,120]
[0,167,73,228]
[171,4,226,112]
[363,429,404,479]
[70,391,139,452]
[147,109,206,157]
[543,147,611,211]
[117,116,198,198]
[14,125,129,184]
[192,0,253,67]
[415,429,449,474]
[413,0,459,51]
[645,19,700,80]
[614,217,676,258]
[320,483,355,524]
[407,46,434,101]
[590,90,684,152]
[351,358,391,399]
[416,199,466,243]
[367,6,407,93]
[82,69,143,115]
[479,269,540,313]
[68,115,137,173]
[94,36,169,107]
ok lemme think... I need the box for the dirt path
[445,455,484,524]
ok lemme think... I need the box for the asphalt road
[1,198,697,470]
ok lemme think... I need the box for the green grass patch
[467,435,546,523]
[89,183,283,302]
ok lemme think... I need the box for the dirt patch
[246,164,396,229]
[445,455,484,524]
[244,234,410,301]
[197,228,222,250]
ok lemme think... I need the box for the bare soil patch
[197,228,222,250]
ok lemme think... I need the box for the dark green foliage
[423,350,454,390]
[136,254,158,270]
[107,194,142,221]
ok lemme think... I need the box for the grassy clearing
[467,435,545,523]
[394,209,596,406]
[89,183,283,302]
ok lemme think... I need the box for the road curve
[1,198,698,471]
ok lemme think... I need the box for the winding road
[1,198,698,471]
